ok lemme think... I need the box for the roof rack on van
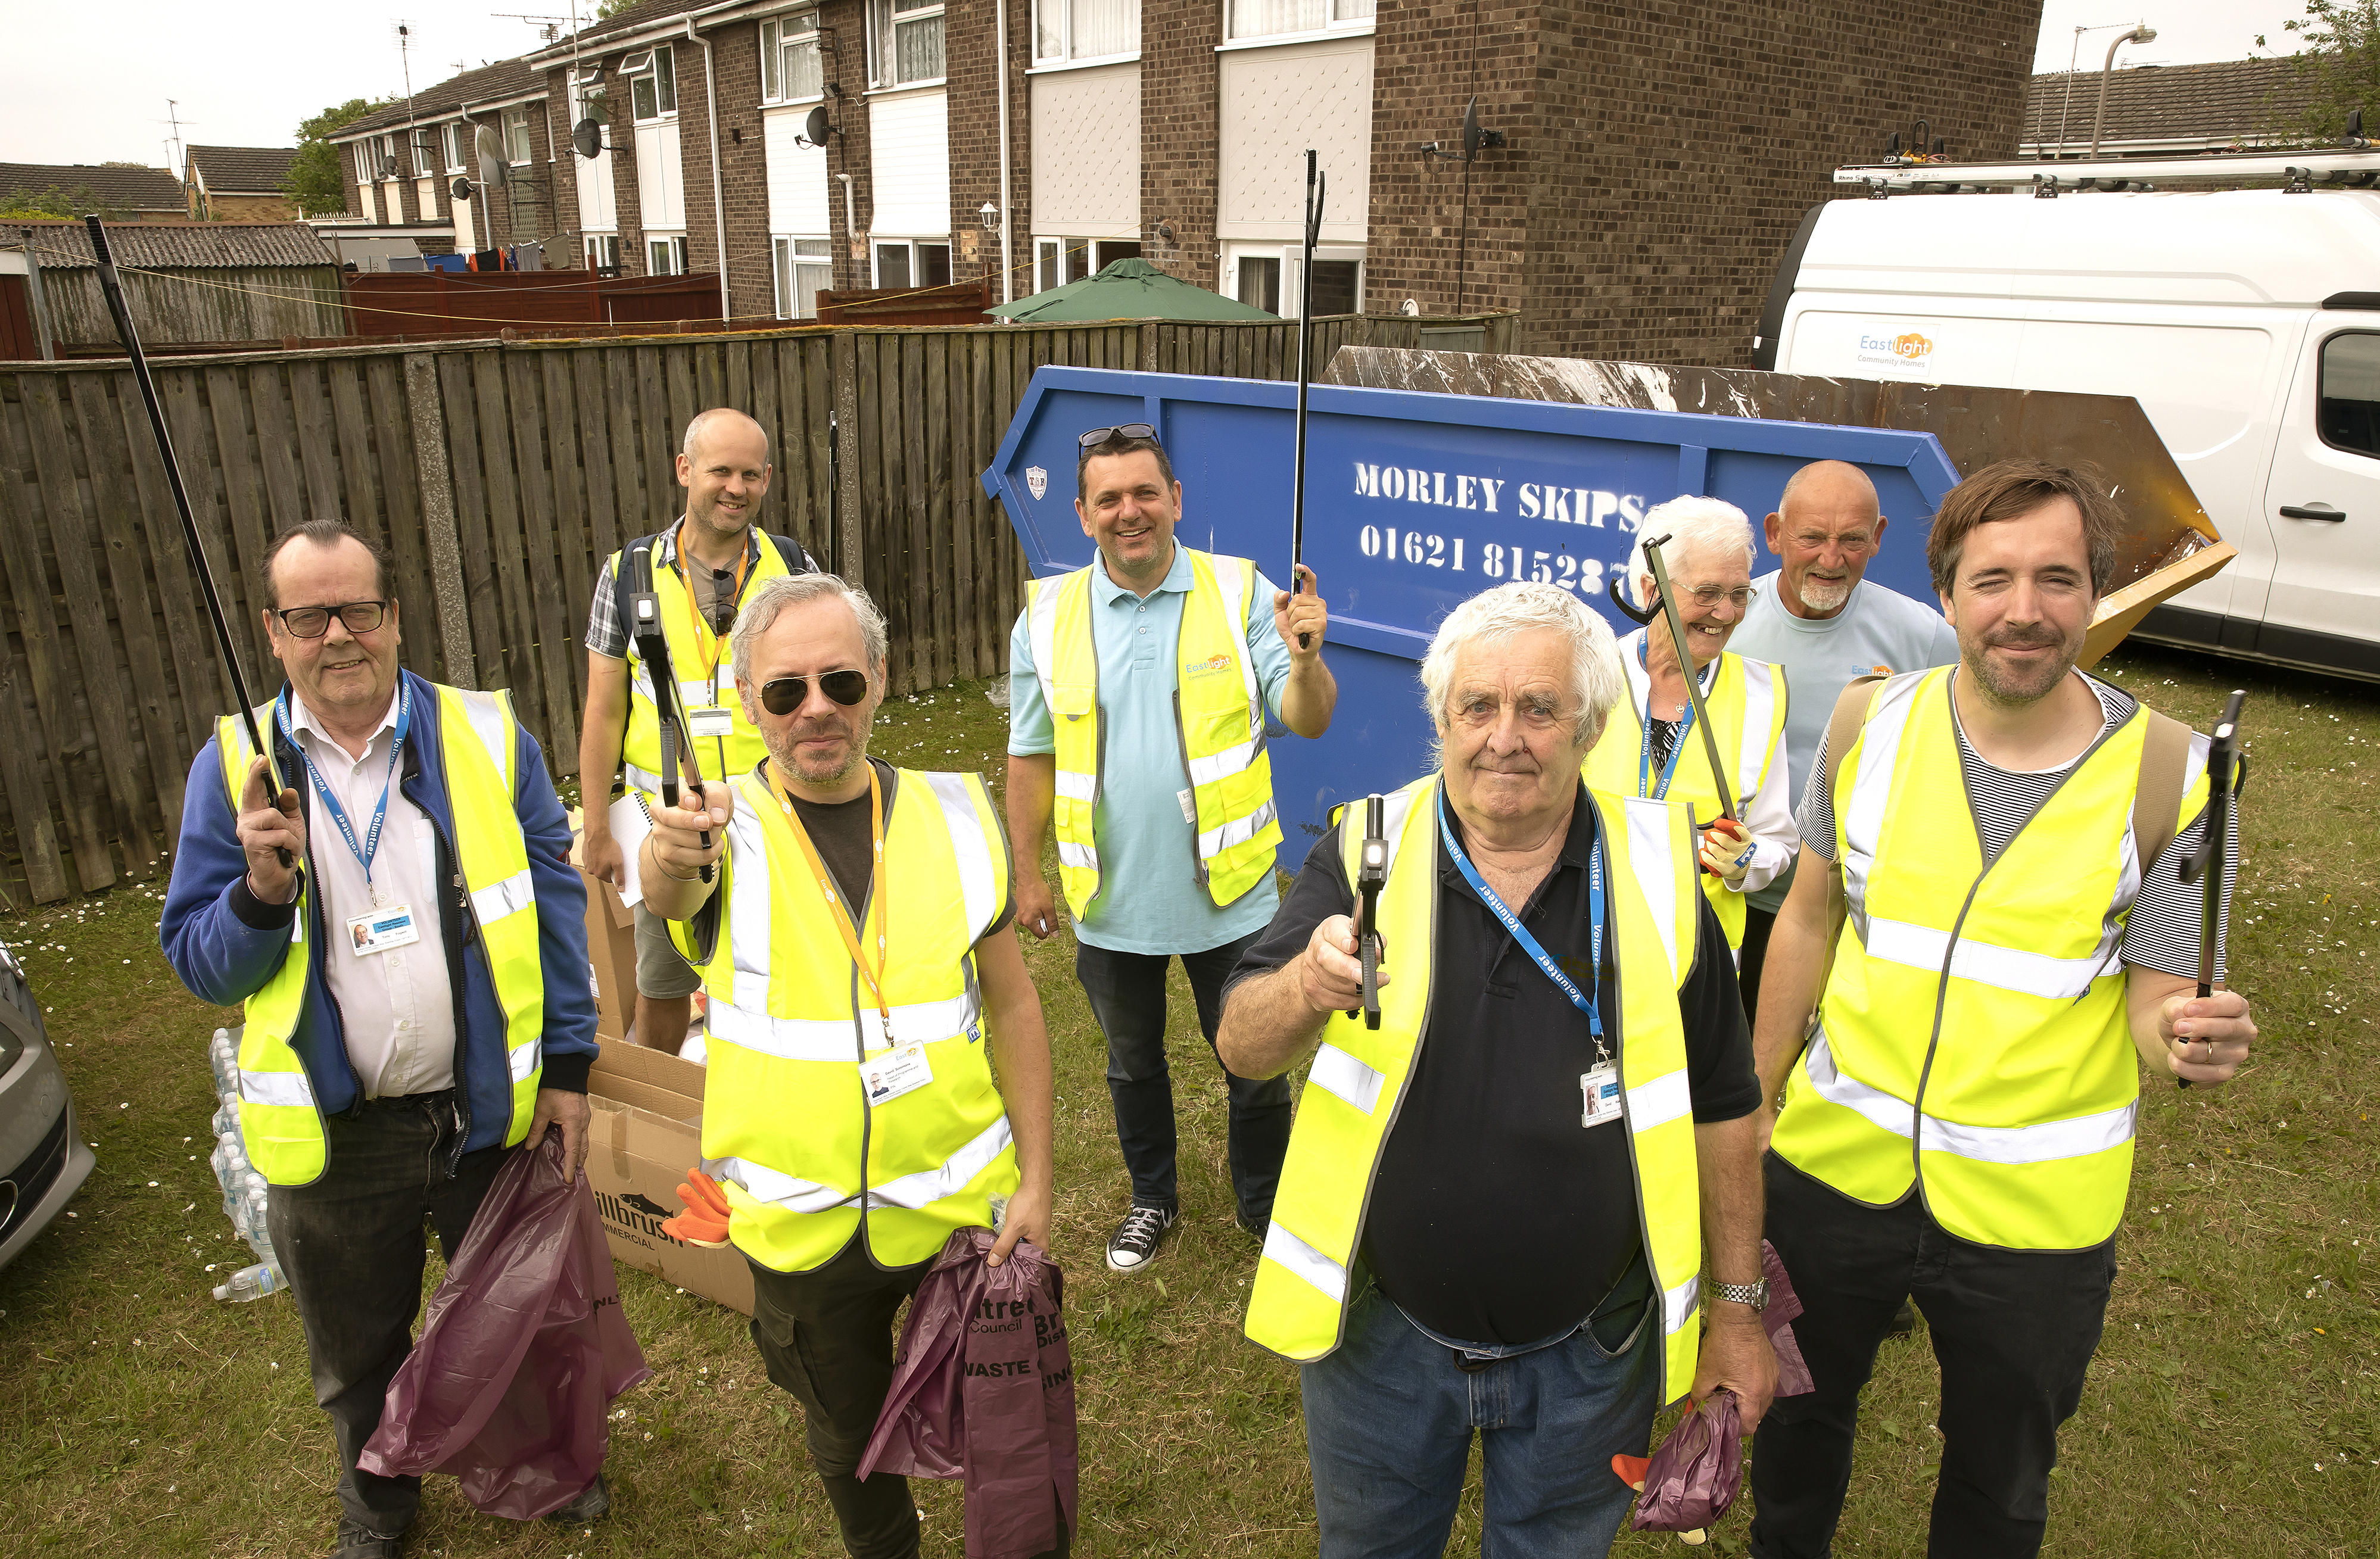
[1832,146,2380,196]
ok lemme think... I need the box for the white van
[1761,186,2380,682]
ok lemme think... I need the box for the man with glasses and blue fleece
[1005,423,1337,1273]
[161,520,602,1559]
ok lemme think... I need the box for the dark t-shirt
[771,757,1015,935]
[1225,782,1759,1346]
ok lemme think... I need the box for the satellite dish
[381,156,402,179]
[802,105,833,146]
[573,118,603,159]
[474,124,504,163]
[1461,96,1481,162]
[450,176,475,201]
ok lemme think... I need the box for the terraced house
[325,57,561,260]
[323,0,2048,360]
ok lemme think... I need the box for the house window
[585,234,622,276]
[774,237,834,317]
[378,135,401,177]
[626,46,678,121]
[1283,251,1362,316]
[505,107,534,164]
[872,239,951,288]
[1226,0,1373,42]
[412,127,438,177]
[761,13,825,102]
[1237,255,1279,313]
[1033,0,1138,63]
[648,235,690,275]
[1035,236,1125,289]
[353,142,376,185]
[868,0,945,88]
[444,121,470,173]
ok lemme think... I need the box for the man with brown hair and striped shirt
[1746,460,2258,1559]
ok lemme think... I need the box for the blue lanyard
[278,679,411,888]
[1635,639,1702,800]
[1438,792,1606,1043]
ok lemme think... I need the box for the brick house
[325,58,561,259]
[183,146,300,222]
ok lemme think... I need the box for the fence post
[1140,322,1157,373]
[831,328,862,578]
[401,351,478,689]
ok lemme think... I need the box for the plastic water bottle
[211,1260,284,1303]
[208,1029,239,1097]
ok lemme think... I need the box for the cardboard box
[585,1037,755,1316]
[568,824,640,1043]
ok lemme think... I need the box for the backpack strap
[2130,707,2194,879]
[616,535,662,737]
[758,530,820,575]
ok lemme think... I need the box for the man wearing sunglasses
[1007,424,1337,1274]
[161,521,605,1558]
[579,407,820,1053]
[637,573,1064,1559]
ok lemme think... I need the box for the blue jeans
[1301,1276,1659,1559]
[1074,930,1289,1226]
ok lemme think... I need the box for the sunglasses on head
[759,669,870,715]
[1077,423,1158,453]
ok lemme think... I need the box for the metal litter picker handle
[1347,793,1386,1029]
[2177,689,2248,1089]
[1289,149,1325,651]
[1639,532,1740,823]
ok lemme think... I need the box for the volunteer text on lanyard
[1437,792,1619,1128]
[280,680,419,957]
[1637,638,1707,802]
[675,525,753,746]
[772,765,934,1108]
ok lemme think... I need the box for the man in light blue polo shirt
[1007,424,1337,1273]
[1729,460,1960,1019]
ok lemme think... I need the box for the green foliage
[0,185,106,219]
[2264,0,2380,141]
[282,96,390,218]
[597,0,640,17]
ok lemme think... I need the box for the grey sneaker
[546,1473,610,1524]
[1105,1203,1178,1272]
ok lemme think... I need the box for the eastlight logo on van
[1855,327,1936,371]
[1351,462,1648,530]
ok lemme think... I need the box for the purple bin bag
[358,1132,652,1519]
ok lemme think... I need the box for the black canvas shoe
[1105,1203,1178,1272]
[329,1520,406,1559]
[545,1473,610,1525]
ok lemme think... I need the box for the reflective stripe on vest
[217,684,547,1184]
[680,765,1019,1273]
[619,531,800,796]
[1583,639,1786,950]
[1026,547,1281,921]
[1242,777,1708,1407]
[1771,668,2207,1251]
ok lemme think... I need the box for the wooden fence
[0,309,1516,904]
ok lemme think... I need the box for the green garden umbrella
[987,256,1279,322]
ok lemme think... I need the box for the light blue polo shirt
[1008,545,1294,955]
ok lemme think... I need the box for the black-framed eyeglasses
[272,600,389,639]
[1077,423,1158,453]
[759,669,871,715]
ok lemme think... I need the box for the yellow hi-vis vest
[1243,775,1710,1407]
[1024,547,1282,921]
[1583,642,1786,949]
[216,685,548,1187]
[619,529,803,798]
[674,764,1018,1273]
[1770,668,2207,1251]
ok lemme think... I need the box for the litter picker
[1289,149,1325,650]
[84,215,296,865]
[2176,689,2248,1089]
[1634,532,1740,825]
[1345,793,1387,1028]
[629,591,714,884]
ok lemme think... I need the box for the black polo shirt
[1226,782,1759,1346]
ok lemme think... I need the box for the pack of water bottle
[207,1026,285,1304]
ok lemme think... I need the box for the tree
[596,0,638,17]
[283,96,390,217]
[0,185,111,219]
[2262,0,2380,141]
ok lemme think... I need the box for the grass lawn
[0,640,2373,1558]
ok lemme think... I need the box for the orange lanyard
[672,522,753,688]
[774,763,893,1045]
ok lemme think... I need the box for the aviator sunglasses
[759,669,871,715]
[1077,423,1158,451]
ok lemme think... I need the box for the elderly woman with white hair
[1584,495,1796,962]
[1217,581,1775,1559]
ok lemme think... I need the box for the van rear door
[2257,316,2380,676]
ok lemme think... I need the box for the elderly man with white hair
[1584,495,1796,965]
[1218,581,1775,1559]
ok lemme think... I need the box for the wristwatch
[1711,1279,1768,1314]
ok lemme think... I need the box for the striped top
[1798,674,2233,982]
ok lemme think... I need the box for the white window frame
[774,236,835,318]
[868,0,946,90]
[504,106,535,166]
[444,121,470,173]
[411,126,438,177]
[1280,242,1365,318]
[585,233,622,275]
[647,233,690,275]
[761,12,827,104]
[1032,0,1140,66]
[1033,235,1135,290]
[353,142,375,185]
[1225,246,1281,314]
[626,45,679,123]
[1222,0,1375,45]
[870,237,953,289]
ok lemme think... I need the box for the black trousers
[1748,1155,2116,1559]
[1738,905,1777,1030]
[1074,930,1289,1227]
[266,1093,512,1535]
[748,1237,1070,1559]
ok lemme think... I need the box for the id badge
[1580,1061,1623,1128]
[346,903,421,957]
[864,1042,934,1107]
[686,705,734,740]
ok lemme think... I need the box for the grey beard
[1795,576,1853,615]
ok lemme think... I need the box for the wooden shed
[0,222,344,356]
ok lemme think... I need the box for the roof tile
[186,145,300,193]
[0,220,337,270]
[2023,57,2317,149]
[0,162,184,212]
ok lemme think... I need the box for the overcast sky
[0,0,2327,170]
